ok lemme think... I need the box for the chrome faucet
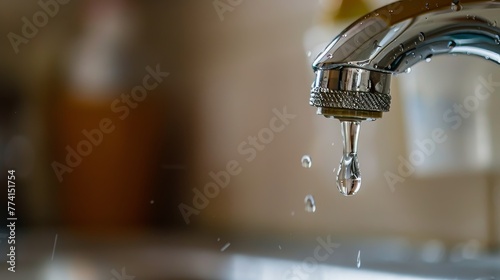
[311,0,500,196]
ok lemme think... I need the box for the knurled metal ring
[310,86,391,112]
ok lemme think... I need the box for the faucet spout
[310,0,500,196]
[311,0,500,120]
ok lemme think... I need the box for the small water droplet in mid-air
[304,195,316,213]
[301,155,312,168]
[357,250,361,268]
[220,242,231,252]
[336,121,362,196]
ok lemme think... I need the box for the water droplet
[398,44,404,52]
[389,9,394,14]
[342,34,347,38]
[217,238,220,242]
[375,82,383,92]
[307,51,312,57]
[304,195,316,213]
[405,68,412,73]
[220,242,231,252]
[418,32,425,42]
[357,250,361,268]
[373,40,379,49]
[326,53,333,59]
[336,121,361,196]
[301,155,312,168]
[451,1,462,11]
[405,60,409,64]
[493,20,498,27]
[373,63,378,69]
[278,245,282,250]
[425,2,430,9]
[448,41,456,48]
[495,36,500,44]
[425,54,433,62]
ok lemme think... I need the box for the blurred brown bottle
[50,0,166,233]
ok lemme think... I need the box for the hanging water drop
[301,155,312,168]
[425,54,433,62]
[357,250,361,268]
[304,195,316,213]
[448,41,456,48]
[336,120,362,196]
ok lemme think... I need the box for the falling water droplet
[301,155,312,168]
[357,250,361,268]
[304,195,316,213]
[307,51,312,57]
[448,41,456,48]
[418,32,425,42]
[220,242,231,252]
[336,120,362,196]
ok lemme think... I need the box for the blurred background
[0,0,499,279]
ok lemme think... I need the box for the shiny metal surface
[310,0,500,119]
